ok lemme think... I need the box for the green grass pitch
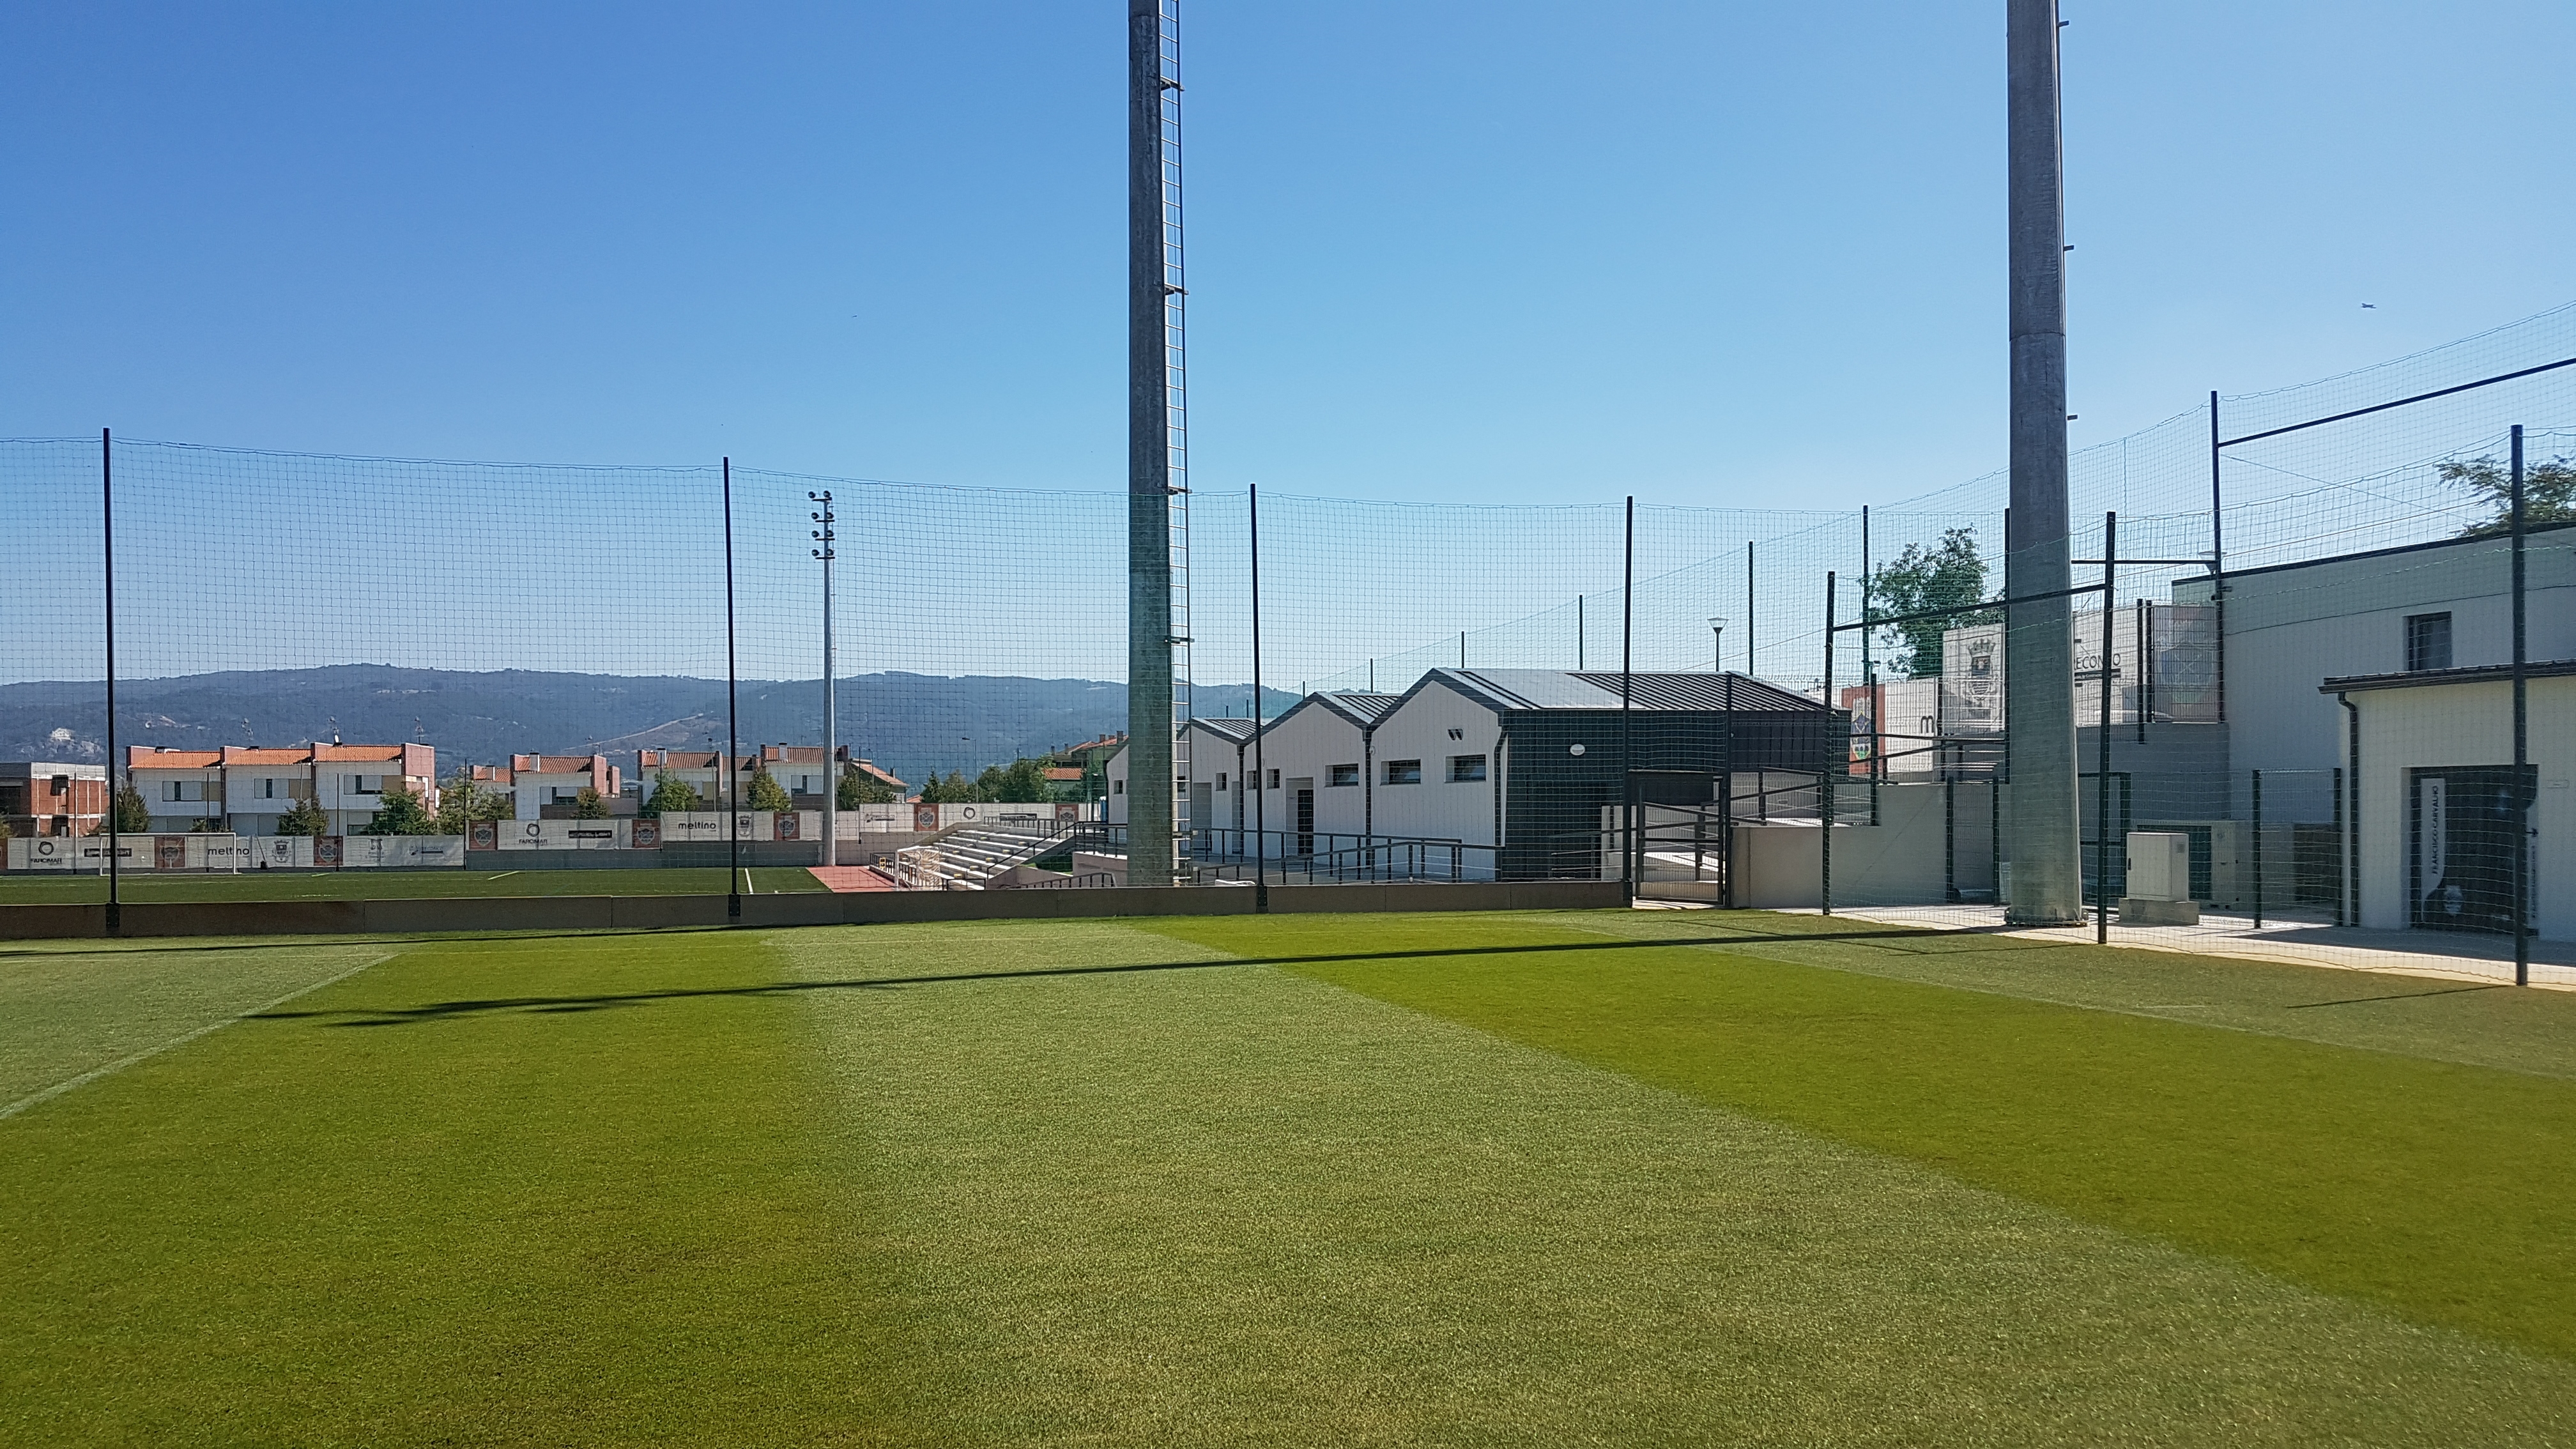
[5,909,2575,1445]
[0,865,829,904]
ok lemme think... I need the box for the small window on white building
[1448,754,1487,783]
[1384,759,1422,785]
[1328,763,1360,786]
[1113,779,1124,794]
[1216,772,1228,790]
[1268,769,1282,790]
[346,774,383,794]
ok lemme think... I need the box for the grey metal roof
[1188,717,1261,742]
[1425,668,1825,714]
[1315,691,1402,724]
[2320,659,2576,693]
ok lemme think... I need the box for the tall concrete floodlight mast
[1128,0,1193,885]
[2005,0,2082,923]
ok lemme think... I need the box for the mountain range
[0,666,1302,786]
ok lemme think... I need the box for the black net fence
[3,302,2572,985]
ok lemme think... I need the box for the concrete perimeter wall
[0,879,1625,940]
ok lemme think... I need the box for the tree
[2439,454,2576,539]
[434,769,514,834]
[640,771,702,818]
[358,782,438,836]
[916,770,972,803]
[275,797,331,838]
[1864,527,2000,678]
[110,780,151,834]
[744,767,794,812]
[572,785,613,819]
[975,758,1052,803]
[838,767,897,808]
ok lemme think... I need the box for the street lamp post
[811,491,836,871]
[1709,616,1727,673]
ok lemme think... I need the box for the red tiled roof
[127,748,221,768]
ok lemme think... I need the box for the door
[1190,783,1212,844]
[1293,781,1315,857]
[2411,765,2534,933]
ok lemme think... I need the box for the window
[2405,612,2452,672]
[1267,769,1281,790]
[1449,754,1488,783]
[1113,779,1124,794]
[1215,772,1227,791]
[49,774,69,795]
[1446,728,1465,741]
[1328,763,1360,787]
[346,774,382,794]
[1384,759,1422,785]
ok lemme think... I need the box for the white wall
[1243,705,1372,841]
[2184,533,2576,775]
[1181,724,1252,832]
[1721,784,1950,908]
[1368,681,1503,845]
[2347,675,2572,940]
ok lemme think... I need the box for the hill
[0,666,1298,785]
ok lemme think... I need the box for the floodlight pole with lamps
[811,491,836,871]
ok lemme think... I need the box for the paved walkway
[809,866,898,893]
[1692,901,2576,992]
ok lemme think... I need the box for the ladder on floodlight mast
[1158,0,1194,861]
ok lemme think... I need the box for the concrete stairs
[891,822,1071,891]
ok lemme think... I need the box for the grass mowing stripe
[0,940,399,1105]
[1144,912,2576,1363]
[1539,909,2576,1080]
[0,951,393,1121]
[0,930,926,1446]
[776,919,2576,1446]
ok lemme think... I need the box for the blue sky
[3,0,2570,510]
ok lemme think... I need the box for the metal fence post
[2097,511,2115,944]
[2511,424,2529,986]
[1821,570,1836,917]
[2251,768,2264,929]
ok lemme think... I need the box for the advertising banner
[494,819,631,850]
[340,836,468,868]
[76,839,149,870]
[8,836,77,871]
[252,836,315,870]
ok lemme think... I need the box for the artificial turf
[0,865,827,904]
[0,931,920,1445]
[5,910,2574,1445]
[1151,912,2576,1361]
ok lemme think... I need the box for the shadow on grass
[256,924,2028,1028]
[2288,983,2509,1009]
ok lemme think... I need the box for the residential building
[0,762,107,838]
[636,746,907,811]
[506,754,625,819]
[125,742,437,836]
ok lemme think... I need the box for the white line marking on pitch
[0,952,397,1123]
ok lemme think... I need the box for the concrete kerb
[0,880,1629,940]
